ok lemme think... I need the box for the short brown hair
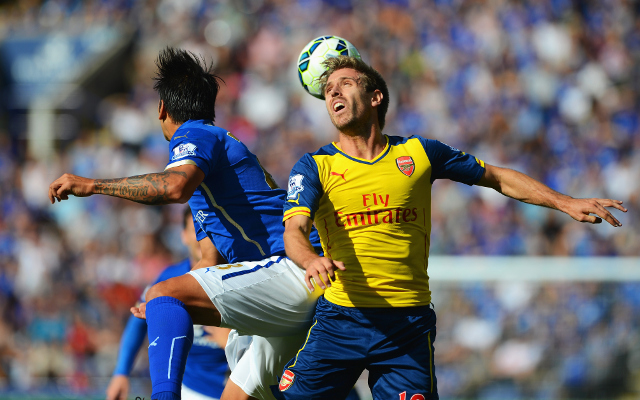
[319,56,390,130]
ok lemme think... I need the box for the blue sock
[146,296,194,400]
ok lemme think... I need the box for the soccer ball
[297,36,361,99]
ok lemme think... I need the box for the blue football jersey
[165,120,321,263]
[146,259,228,397]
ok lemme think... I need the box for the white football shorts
[188,256,322,337]
[226,330,310,400]
[181,384,219,400]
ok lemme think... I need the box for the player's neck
[162,116,185,141]
[336,126,385,161]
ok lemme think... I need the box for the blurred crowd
[0,0,639,398]
[434,280,640,399]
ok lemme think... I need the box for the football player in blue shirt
[106,206,230,400]
[49,47,324,400]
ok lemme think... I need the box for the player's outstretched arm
[284,215,345,290]
[476,163,627,227]
[48,164,204,205]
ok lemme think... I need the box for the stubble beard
[331,113,357,134]
[331,108,371,137]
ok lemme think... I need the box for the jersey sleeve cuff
[470,157,486,185]
[165,159,198,171]
[283,207,312,222]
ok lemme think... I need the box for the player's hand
[131,302,147,319]
[560,198,627,227]
[48,173,95,204]
[303,257,346,291]
[106,374,129,400]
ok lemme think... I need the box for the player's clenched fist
[303,256,346,291]
[48,173,94,203]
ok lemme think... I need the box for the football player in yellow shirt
[280,56,626,400]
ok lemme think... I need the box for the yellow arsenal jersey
[283,135,485,308]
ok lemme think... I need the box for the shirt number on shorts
[214,263,244,270]
[399,392,425,400]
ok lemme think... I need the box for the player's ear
[158,100,168,121]
[371,89,383,108]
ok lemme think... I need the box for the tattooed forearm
[94,171,188,205]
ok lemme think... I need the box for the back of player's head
[320,56,389,130]
[153,47,223,124]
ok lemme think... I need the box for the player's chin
[332,116,357,133]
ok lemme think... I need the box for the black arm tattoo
[94,171,188,205]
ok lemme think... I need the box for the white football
[297,35,361,99]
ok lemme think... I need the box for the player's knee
[145,274,221,325]
[145,280,175,303]
[145,275,208,307]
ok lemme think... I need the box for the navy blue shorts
[279,296,438,400]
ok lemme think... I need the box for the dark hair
[183,206,192,229]
[153,47,223,124]
[320,56,390,130]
